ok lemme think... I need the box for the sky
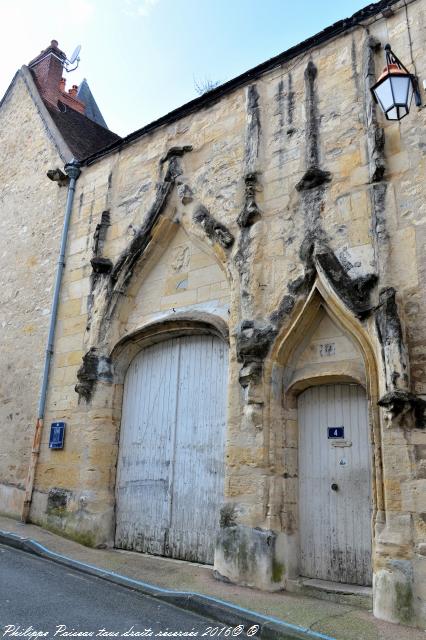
[0,0,374,136]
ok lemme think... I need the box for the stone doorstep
[287,578,373,610]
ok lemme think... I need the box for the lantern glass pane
[374,77,394,112]
[387,105,408,120]
[390,75,411,106]
[387,106,398,120]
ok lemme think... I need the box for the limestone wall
[0,73,68,516]
[2,0,425,628]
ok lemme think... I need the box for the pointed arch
[76,169,234,404]
[125,210,232,305]
[263,273,384,575]
[114,213,231,350]
[82,147,234,367]
[270,274,380,406]
[84,199,233,364]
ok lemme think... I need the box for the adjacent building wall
[0,72,69,516]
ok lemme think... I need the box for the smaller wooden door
[298,384,372,585]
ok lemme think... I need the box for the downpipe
[21,160,81,523]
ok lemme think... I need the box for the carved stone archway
[264,275,384,592]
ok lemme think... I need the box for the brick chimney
[29,40,66,104]
[28,40,85,115]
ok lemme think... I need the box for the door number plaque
[328,426,344,439]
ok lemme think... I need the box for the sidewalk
[0,515,422,640]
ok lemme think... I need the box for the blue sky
[0,0,373,135]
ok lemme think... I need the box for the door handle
[331,483,339,491]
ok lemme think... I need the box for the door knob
[331,483,339,491]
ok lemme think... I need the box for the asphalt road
[0,544,254,639]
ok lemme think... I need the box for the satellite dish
[69,45,81,65]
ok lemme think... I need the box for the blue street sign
[49,422,65,449]
[328,426,344,439]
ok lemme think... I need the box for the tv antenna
[64,45,81,72]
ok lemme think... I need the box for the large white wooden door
[298,384,372,585]
[115,334,228,564]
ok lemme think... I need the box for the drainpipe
[22,159,81,523]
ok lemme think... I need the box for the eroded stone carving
[245,85,261,173]
[363,37,389,284]
[315,248,377,318]
[177,183,193,205]
[298,59,332,191]
[193,205,234,249]
[378,390,426,428]
[92,211,111,257]
[294,61,332,277]
[90,256,113,274]
[236,319,276,365]
[75,347,112,402]
[295,166,331,191]
[234,84,263,321]
[159,145,193,166]
[171,245,190,272]
[46,168,68,187]
[87,210,112,324]
[363,37,386,183]
[375,287,409,390]
[237,172,261,228]
[374,287,425,428]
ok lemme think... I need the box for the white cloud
[124,0,160,18]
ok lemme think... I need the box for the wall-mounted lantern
[371,44,421,121]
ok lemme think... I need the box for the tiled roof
[45,100,121,160]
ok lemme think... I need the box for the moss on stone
[0,511,20,520]
[395,581,414,624]
[219,527,237,559]
[46,506,67,518]
[32,517,97,548]
[272,558,284,583]
[238,536,250,574]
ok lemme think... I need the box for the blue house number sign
[49,422,65,449]
[328,426,344,439]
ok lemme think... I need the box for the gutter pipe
[22,160,81,523]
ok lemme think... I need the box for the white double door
[115,335,228,564]
[298,384,372,585]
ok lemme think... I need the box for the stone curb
[0,530,335,640]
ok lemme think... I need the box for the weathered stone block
[373,562,414,626]
[214,525,286,591]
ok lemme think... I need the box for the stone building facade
[1,0,426,629]
[0,42,120,515]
